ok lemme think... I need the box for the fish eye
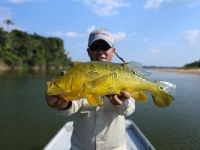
[59,71,66,76]
[159,86,164,90]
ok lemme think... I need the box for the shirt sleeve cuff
[113,97,135,116]
[55,101,81,116]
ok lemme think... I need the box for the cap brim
[88,35,113,47]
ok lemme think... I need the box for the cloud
[0,7,25,31]
[184,29,199,45]
[4,24,24,31]
[144,0,173,9]
[113,31,126,41]
[144,0,200,9]
[0,7,13,29]
[149,48,161,53]
[86,26,127,41]
[144,0,164,9]
[143,37,150,42]
[48,31,78,38]
[48,27,127,42]
[65,32,78,38]
[6,0,32,3]
[188,1,200,8]
[77,0,131,16]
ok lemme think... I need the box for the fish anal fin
[131,91,148,102]
[152,93,173,107]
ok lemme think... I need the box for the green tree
[184,60,200,68]
[0,29,71,71]
[0,28,7,52]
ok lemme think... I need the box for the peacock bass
[46,61,176,107]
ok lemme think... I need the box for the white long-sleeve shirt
[58,96,135,150]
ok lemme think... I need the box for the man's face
[87,40,115,62]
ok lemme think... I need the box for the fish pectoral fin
[58,90,80,101]
[87,95,104,107]
[131,91,148,102]
[91,73,115,84]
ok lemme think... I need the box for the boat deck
[44,120,155,150]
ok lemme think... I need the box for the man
[46,28,135,150]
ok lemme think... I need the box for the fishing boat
[44,119,155,150]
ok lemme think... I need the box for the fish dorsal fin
[123,61,151,76]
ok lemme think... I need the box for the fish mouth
[46,81,62,96]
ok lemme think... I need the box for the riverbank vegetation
[0,28,71,71]
[148,60,200,75]
[183,60,200,68]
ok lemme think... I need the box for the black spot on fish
[90,63,95,70]
[129,69,136,74]
[108,64,116,71]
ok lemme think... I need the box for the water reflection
[0,71,200,150]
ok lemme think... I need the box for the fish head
[46,70,72,96]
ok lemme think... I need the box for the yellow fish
[46,61,176,107]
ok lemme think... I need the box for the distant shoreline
[147,68,200,75]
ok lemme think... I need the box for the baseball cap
[88,29,114,47]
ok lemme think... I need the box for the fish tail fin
[152,81,176,107]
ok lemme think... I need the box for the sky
[0,0,200,67]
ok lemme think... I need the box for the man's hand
[108,90,131,105]
[46,96,71,110]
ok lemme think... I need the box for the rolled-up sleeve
[113,97,135,116]
[56,100,82,116]
[103,96,135,116]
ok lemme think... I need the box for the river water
[0,71,199,150]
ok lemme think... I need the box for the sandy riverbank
[0,59,11,71]
[148,68,200,75]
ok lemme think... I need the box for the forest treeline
[184,60,200,68]
[0,28,71,71]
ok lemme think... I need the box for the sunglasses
[89,44,111,51]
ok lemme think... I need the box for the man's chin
[96,58,107,61]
